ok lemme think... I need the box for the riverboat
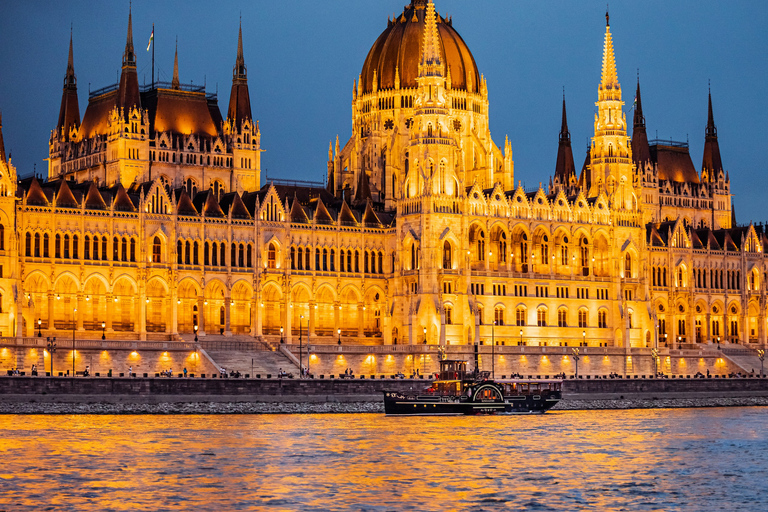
[383,360,562,415]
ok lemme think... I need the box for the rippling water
[1,408,767,511]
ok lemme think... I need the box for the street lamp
[101,321,106,340]
[717,336,721,349]
[423,326,427,344]
[491,320,496,379]
[47,337,56,376]
[758,349,765,377]
[194,324,198,342]
[337,327,341,345]
[664,333,668,347]
[299,315,304,378]
[280,326,284,344]
[72,308,77,377]
[37,318,42,337]
[572,347,580,378]
[651,348,658,377]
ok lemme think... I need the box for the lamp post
[519,329,523,346]
[280,326,284,344]
[572,347,580,378]
[337,328,341,345]
[72,308,77,377]
[101,321,106,340]
[422,326,427,375]
[651,348,658,377]
[664,333,668,347]
[491,320,496,379]
[758,349,765,377]
[582,330,586,347]
[299,315,304,378]
[37,318,42,337]
[717,336,721,349]
[194,324,198,342]
[47,337,56,376]
[677,335,681,350]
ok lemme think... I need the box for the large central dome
[360,0,480,94]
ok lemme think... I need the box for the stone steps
[722,353,767,376]
[202,348,293,376]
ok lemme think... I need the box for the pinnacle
[601,23,618,89]
[419,0,443,77]
[172,38,180,89]
[234,19,246,79]
[123,3,135,66]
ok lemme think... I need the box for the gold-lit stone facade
[1,1,761,354]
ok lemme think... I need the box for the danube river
[1,408,767,511]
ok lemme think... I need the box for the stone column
[76,295,84,332]
[309,301,316,337]
[170,287,178,335]
[705,312,711,344]
[224,297,232,336]
[284,301,292,344]
[250,299,258,337]
[334,302,340,339]
[48,294,55,333]
[358,302,365,338]
[138,292,147,340]
[197,297,206,336]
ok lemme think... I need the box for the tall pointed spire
[227,18,252,127]
[57,27,81,139]
[702,89,724,177]
[66,27,76,86]
[559,94,570,143]
[116,4,141,116]
[705,87,717,138]
[554,95,575,183]
[234,18,246,79]
[171,38,180,89]
[418,0,444,78]
[601,13,619,90]
[123,3,135,67]
[631,77,651,168]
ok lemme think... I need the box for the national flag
[147,26,154,52]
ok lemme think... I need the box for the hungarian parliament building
[0,0,760,350]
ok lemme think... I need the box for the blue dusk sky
[0,1,766,223]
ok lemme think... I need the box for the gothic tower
[586,13,636,212]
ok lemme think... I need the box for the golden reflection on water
[1,408,767,511]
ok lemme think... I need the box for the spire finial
[600,13,618,88]
[606,4,609,26]
[65,25,76,86]
[560,93,570,143]
[123,2,135,67]
[706,86,716,137]
[234,17,246,79]
[171,37,180,89]
[418,0,443,77]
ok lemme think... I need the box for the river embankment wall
[2,375,768,403]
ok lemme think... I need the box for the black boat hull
[383,391,560,415]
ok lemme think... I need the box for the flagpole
[151,23,155,87]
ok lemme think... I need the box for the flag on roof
[147,25,154,52]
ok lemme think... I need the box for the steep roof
[112,184,135,211]
[84,181,107,209]
[554,96,576,181]
[631,79,651,168]
[701,91,724,177]
[55,180,79,208]
[227,21,252,127]
[176,190,198,216]
[650,143,699,184]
